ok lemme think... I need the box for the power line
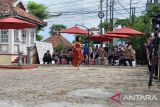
[45,0,83,6]
[48,0,100,10]
[116,0,130,14]
[48,5,146,17]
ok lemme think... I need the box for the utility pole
[100,0,103,34]
[131,7,136,26]
[110,0,114,31]
[106,0,109,23]
[130,0,132,18]
[154,0,158,3]
[112,0,114,30]
[110,0,112,26]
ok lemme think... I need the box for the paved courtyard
[0,65,159,107]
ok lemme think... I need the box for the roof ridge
[58,34,71,43]
[44,35,71,47]
[14,7,46,25]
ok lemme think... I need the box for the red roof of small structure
[44,35,72,47]
[0,0,46,26]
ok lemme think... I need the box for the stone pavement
[0,65,159,107]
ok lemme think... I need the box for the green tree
[100,21,112,32]
[27,1,49,19]
[49,24,66,36]
[27,1,49,41]
[115,18,131,27]
[54,43,64,52]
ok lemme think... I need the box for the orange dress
[72,42,84,67]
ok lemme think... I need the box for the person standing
[72,36,84,70]
[94,45,99,64]
[83,43,89,64]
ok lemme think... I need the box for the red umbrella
[0,17,37,29]
[59,27,90,35]
[103,34,129,38]
[87,34,112,42]
[108,27,144,35]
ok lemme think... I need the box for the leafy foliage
[146,3,160,17]
[27,1,49,41]
[49,24,66,36]
[36,34,43,41]
[115,18,131,27]
[27,1,49,19]
[100,21,112,32]
[54,43,65,52]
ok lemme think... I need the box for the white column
[18,29,22,52]
[27,29,31,47]
[34,28,36,43]
[8,29,14,54]
[18,29,22,43]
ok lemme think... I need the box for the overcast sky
[22,0,147,42]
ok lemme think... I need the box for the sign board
[98,12,105,18]
[35,41,53,64]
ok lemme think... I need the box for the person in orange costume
[72,36,84,70]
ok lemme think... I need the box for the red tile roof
[3,0,17,3]
[15,7,45,25]
[0,0,46,25]
[44,35,72,47]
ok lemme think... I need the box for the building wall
[0,28,36,64]
[31,54,38,64]
[0,54,24,65]
[0,55,12,65]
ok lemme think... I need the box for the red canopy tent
[87,34,112,42]
[103,34,129,38]
[108,27,144,35]
[0,17,37,29]
[59,27,90,35]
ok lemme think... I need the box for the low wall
[0,55,12,65]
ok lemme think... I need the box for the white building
[0,0,46,64]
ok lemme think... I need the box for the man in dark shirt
[43,50,52,64]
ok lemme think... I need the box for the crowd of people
[43,49,72,65]
[83,42,136,66]
[43,41,136,67]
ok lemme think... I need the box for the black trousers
[124,59,133,66]
[119,58,126,66]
